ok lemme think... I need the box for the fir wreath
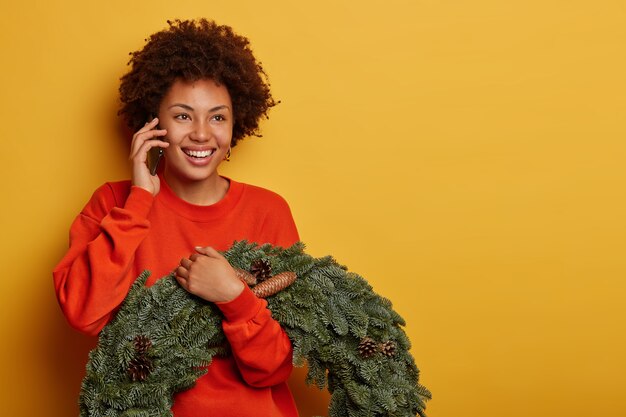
[80,241,431,416]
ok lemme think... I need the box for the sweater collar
[156,175,244,222]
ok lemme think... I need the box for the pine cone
[380,341,397,357]
[252,272,297,298]
[133,335,152,355]
[127,356,154,382]
[358,337,379,358]
[250,259,272,282]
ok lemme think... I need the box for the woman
[53,19,299,416]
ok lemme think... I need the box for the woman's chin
[165,166,220,185]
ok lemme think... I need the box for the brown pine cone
[358,337,379,358]
[133,335,152,355]
[380,341,397,357]
[250,259,272,282]
[127,356,154,382]
[252,272,297,298]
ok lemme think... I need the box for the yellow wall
[1,1,625,416]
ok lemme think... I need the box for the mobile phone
[146,117,165,176]
[147,144,164,176]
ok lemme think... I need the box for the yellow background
[1,1,625,416]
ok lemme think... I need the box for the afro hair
[118,19,277,147]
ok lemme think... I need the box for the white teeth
[184,149,214,158]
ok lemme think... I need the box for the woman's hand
[175,246,245,303]
[130,117,169,195]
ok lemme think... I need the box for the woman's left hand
[175,246,244,302]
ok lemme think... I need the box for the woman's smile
[181,146,217,165]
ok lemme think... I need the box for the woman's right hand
[130,117,169,195]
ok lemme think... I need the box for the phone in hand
[147,117,165,176]
[147,145,164,176]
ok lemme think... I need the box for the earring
[224,148,231,162]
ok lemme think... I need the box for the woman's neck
[162,170,230,206]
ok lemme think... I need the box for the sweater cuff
[216,285,264,323]
[124,186,155,218]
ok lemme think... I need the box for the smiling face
[158,78,233,188]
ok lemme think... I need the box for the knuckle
[132,132,144,143]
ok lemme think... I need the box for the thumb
[194,246,222,259]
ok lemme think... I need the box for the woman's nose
[190,120,211,141]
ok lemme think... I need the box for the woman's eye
[212,114,226,122]
[175,114,190,121]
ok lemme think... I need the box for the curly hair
[118,19,277,146]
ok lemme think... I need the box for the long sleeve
[53,183,154,335]
[216,286,294,387]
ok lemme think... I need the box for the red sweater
[53,177,300,417]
